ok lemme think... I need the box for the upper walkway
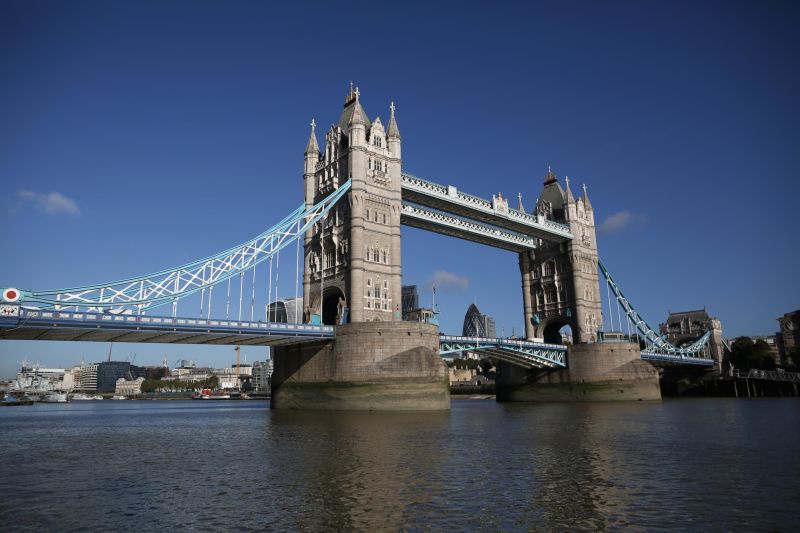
[400,173,573,250]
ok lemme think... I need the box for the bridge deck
[0,309,334,346]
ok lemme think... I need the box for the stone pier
[271,322,450,410]
[496,342,661,402]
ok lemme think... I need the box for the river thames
[1,398,798,531]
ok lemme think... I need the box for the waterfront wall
[271,321,450,410]
[496,342,661,401]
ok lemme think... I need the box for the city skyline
[2,1,799,376]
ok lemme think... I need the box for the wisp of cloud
[17,190,81,216]
[427,269,469,293]
[598,209,642,234]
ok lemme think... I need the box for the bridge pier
[271,322,449,410]
[496,342,661,402]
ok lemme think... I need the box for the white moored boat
[40,392,69,403]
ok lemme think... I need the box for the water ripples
[1,399,799,531]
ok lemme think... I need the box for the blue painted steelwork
[400,173,573,241]
[0,306,333,346]
[3,181,352,314]
[401,202,537,252]
[439,335,567,369]
[598,259,714,366]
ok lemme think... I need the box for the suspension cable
[605,273,614,332]
[274,248,280,323]
[238,271,244,322]
[267,239,274,321]
[294,221,300,323]
[226,277,231,320]
[250,263,257,322]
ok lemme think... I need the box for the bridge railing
[12,307,335,335]
[439,335,566,351]
[734,369,800,382]
[401,173,572,238]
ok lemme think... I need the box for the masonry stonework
[496,342,661,401]
[520,169,603,344]
[303,85,403,325]
[272,322,449,410]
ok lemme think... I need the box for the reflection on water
[1,399,798,531]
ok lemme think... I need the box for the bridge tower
[272,86,448,410]
[520,169,603,344]
[302,85,403,325]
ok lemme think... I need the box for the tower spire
[304,118,319,155]
[387,101,401,139]
[544,165,558,185]
[564,175,575,203]
[582,183,593,210]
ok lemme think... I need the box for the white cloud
[427,270,469,293]
[598,209,642,234]
[16,190,81,216]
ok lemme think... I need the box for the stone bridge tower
[519,169,603,344]
[302,85,403,325]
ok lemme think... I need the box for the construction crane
[235,345,241,390]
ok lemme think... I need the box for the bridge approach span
[0,308,334,346]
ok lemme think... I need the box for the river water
[1,398,798,532]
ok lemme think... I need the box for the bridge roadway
[0,307,711,367]
[0,307,568,367]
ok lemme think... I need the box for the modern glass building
[402,285,419,320]
[267,297,303,323]
[462,303,497,338]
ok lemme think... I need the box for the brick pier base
[496,342,661,402]
[271,322,450,410]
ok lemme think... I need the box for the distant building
[115,377,145,397]
[96,361,147,393]
[252,359,274,392]
[72,362,98,392]
[462,303,496,338]
[267,297,303,323]
[777,309,799,367]
[402,285,419,319]
[659,308,726,372]
[405,308,437,324]
[169,362,252,390]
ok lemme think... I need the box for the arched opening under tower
[321,287,345,326]
[542,320,572,345]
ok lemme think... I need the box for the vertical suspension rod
[250,263,257,322]
[238,272,244,322]
[226,277,231,320]
[294,220,300,323]
[267,239,274,321]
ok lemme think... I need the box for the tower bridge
[0,85,722,409]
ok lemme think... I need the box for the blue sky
[1,0,798,377]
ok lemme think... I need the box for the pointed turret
[387,101,401,139]
[581,183,593,211]
[564,175,575,204]
[339,83,371,131]
[537,166,565,219]
[305,119,319,155]
[386,101,402,159]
